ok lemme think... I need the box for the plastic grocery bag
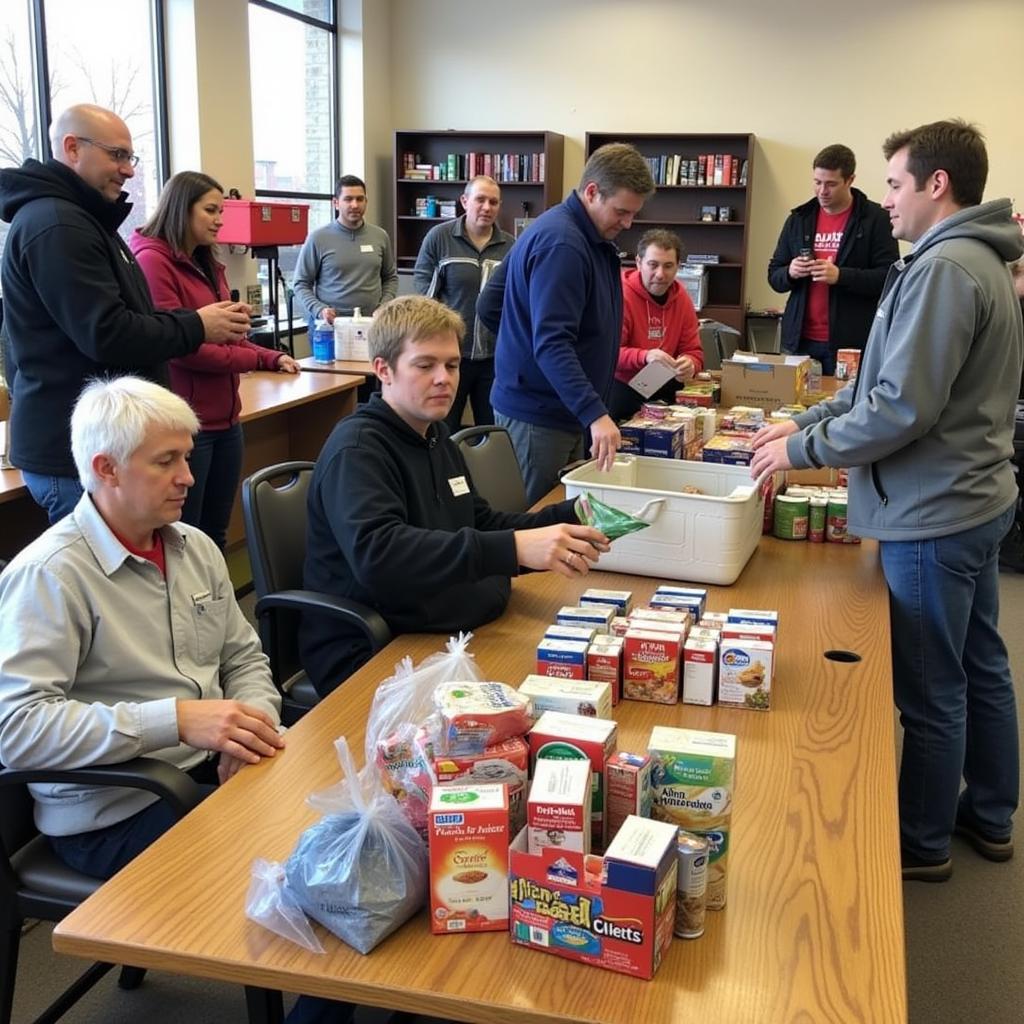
[574,490,650,541]
[244,858,325,953]
[286,737,428,955]
[364,633,484,836]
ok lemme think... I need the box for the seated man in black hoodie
[300,294,609,696]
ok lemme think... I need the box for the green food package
[574,491,650,541]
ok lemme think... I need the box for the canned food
[827,498,848,542]
[808,496,828,542]
[773,494,809,540]
[675,830,709,938]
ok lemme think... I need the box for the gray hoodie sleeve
[292,234,323,320]
[786,257,980,470]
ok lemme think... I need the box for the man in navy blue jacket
[489,144,655,503]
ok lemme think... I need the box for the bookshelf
[393,130,565,269]
[584,132,755,333]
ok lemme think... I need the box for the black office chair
[0,759,202,1024]
[449,426,529,513]
[241,461,391,724]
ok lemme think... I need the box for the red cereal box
[587,636,623,706]
[624,628,682,704]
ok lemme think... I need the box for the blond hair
[369,296,465,367]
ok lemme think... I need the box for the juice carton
[527,758,592,855]
[430,735,529,834]
[648,726,736,910]
[682,638,718,706]
[623,628,682,704]
[536,638,588,679]
[509,814,678,979]
[604,752,653,847]
[718,638,774,711]
[579,588,633,614]
[519,674,612,720]
[587,635,624,707]
[428,783,511,934]
[529,710,618,850]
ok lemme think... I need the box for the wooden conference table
[54,523,906,1024]
[297,354,374,378]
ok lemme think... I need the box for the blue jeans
[795,339,837,377]
[881,505,1019,860]
[495,413,584,506]
[445,357,495,434]
[182,424,244,551]
[21,471,83,524]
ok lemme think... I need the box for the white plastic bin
[561,455,764,585]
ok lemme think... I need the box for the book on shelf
[686,253,721,264]
[722,155,732,186]
[739,159,749,186]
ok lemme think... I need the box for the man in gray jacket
[752,120,1023,883]
[0,377,283,880]
[413,175,514,431]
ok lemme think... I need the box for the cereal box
[527,758,592,855]
[536,638,588,679]
[648,726,736,910]
[624,628,682,704]
[529,711,618,850]
[428,783,511,934]
[579,588,633,614]
[557,604,616,633]
[682,638,718,706]
[509,814,678,979]
[430,735,529,834]
[587,636,624,706]
[519,674,612,720]
[604,752,653,847]
[718,638,774,711]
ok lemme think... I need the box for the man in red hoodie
[609,229,703,422]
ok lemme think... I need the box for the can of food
[836,349,862,382]
[675,830,709,938]
[826,497,848,542]
[773,494,809,540]
[808,496,828,542]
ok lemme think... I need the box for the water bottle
[312,317,333,363]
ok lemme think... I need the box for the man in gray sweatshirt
[752,119,1023,883]
[293,174,398,324]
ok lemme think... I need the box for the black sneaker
[954,810,1014,862]
[900,850,952,883]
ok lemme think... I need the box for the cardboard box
[519,674,613,720]
[509,814,678,979]
[623,628,682,705]
[527,758,592,855]
[544,624,598,644]
[648,727,736,909]
[682,638,718,706]
[604,752,654,847]
[720,353,810,411]
[218,198,308,246]
[557,605,616,632]
[579,589,633,614]
[536,638,588,679]
[530,711,618,850]
[587,637,624,707]
[718,638,774,711]
[428,783,511,933]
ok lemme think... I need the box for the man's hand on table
[177,699,285,766]
[514,523,610,579]
[749,419,799,479]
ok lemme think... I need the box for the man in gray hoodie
[751,120,1023,883]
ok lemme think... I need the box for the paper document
[628,358,678,398]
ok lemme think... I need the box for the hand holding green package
[574,491,650,541]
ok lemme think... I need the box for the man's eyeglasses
[74,136,140,168]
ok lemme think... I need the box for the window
[0,0,168,257]
[248,0,336,317]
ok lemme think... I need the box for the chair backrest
[698,324,722,370]
[242,461,313,598]
[450,426,529,513]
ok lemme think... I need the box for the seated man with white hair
[0,376,283,881]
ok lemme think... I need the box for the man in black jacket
[0,103,251,522]
[300,294,609,696]
[767,144,899,375]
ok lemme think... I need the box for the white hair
[71,377,199,492]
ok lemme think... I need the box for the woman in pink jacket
[131,171,298,549]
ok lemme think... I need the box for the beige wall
[384,0,1024,311]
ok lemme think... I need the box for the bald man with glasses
[0,104,252,523]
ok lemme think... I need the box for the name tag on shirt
[360,244,374,253]
[449,475,470,497]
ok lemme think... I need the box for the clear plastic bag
[286,737,428,955]
[244,858,325,953]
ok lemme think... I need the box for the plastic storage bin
[561,456,764,585]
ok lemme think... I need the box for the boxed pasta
[509,813,678,979]
[530,711,618,850]
[648,726,736,910]
[527,758,592,855]
[428,783,511,933]
[519,674,612,720]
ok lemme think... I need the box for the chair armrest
[0,757,203,818]
[255,589,392,654]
